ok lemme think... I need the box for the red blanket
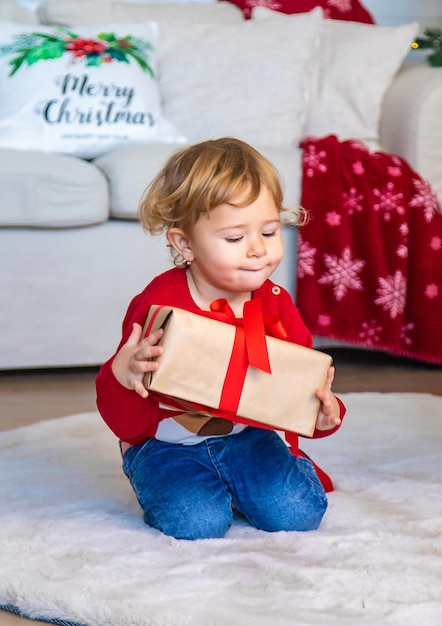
[297,135,442,364]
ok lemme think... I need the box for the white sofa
[0,0,441,369]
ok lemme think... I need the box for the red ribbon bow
[209,298,287,415]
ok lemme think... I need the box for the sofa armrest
[380,64,442,202]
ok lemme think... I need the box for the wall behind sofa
[364,0,442,31]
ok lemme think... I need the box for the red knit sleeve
[95,290,160,444]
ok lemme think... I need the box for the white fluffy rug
[1,393,441,626]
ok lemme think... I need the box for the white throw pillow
[159,8,323,148]
[254,7,418,149]
[0,22,185,158]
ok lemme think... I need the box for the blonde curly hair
[138,137,305,265]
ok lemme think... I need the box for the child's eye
[225,236,243,243]
[263,231,276,238]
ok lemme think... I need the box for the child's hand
[111,323,163,398]
[315,366,342,431]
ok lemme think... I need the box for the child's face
[187,185,284,301]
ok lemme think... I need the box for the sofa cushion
[225,0,375,22]
[0,21,185,159]
[37,1,243,26]
[159,8,322,147]
[0,149,109,227]
[94,143,303,220]
[94,143,185,219]
[307,17,418,148]
[254,8,418,149]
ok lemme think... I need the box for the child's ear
[167,228,194,263]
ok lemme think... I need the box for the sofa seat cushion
[93,143,185,220]
[0,149,109,227]
[93,143,303,220]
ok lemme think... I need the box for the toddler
[96,137,345,540]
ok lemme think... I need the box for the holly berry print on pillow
[5,28,155,76]
[0,22,184,158]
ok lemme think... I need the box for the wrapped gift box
[143,301,332,437]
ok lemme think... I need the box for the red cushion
[222,0,376,23]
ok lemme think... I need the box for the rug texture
[0,392,441,626]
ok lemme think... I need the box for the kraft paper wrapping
[143,305,332,437]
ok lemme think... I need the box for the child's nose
[247,235,266,257]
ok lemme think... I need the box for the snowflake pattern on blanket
[235,1,374,22]
[297,134,442,363]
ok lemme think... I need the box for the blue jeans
[122,427,327,540]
